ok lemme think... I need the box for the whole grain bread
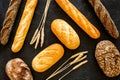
[95,40,120,77]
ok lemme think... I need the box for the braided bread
[89,0,119,39]
[0,0,21,45]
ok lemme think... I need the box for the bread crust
[51,19,80,50]
[32,43,64,72]
[6,58,33,80]
[89,0,119,39]
[95,40,120,77]
[55,0,100,39]
[11,0,38,53]
[0,0,21,45]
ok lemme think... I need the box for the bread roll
[95,40,120,77]
[11,0,38,53]
[0,0,21,45]
[6,58,33,80]
[51,19,80,50]
[32,43,64,72]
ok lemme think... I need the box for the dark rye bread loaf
[95,40,120,77]
[6,58,33,80]
[88,0,119,39]
[0,0,21,45]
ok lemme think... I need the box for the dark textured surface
[95,40,120,77]
[0,0,120,80]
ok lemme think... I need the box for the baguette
[0,0,21,45]
[51,19,80,50]
[11,0,38,53]
[88,0,119,39]
[55,0,100,39]
[32,43,64,72]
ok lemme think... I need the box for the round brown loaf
[6,58,33,80]
[95,40,120,77]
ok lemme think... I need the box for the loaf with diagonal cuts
[88,0,119,39]
[32,43,64,72]
[11,0,38,53]
[0,0,21,45]
[51,19,80,50]
[55,0,100,39]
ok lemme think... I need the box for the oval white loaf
[51,19,80,50]
[32,43,64,72]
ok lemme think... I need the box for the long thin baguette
[88,0,119,39]
[0,0,21,45]
[55,0,100,39]
[11,0,38,53]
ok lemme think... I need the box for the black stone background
[0,0,120,80]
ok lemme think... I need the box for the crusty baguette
[6,58,33,80]
[51,19,80,50]
[11,0,38,53]
[95,40,120,77]
[0,0,21,45]
[55,0,100,39]
[32,43,64,72]
[88,0,119,39]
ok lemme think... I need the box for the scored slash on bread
[55,0,100,39]
[0,0,21,45]
[11,0,38,53]
[89,0,119,39]
[51,19,80,50]
[32,43,64,72]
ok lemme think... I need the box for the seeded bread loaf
[95,40,120,77]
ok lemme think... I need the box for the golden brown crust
[55,0,100,39]
[89,0,119,39]
[32,43,64,72]
[11,0,38,53]
[51,19,80,50]
[95,40,120,77]
[0,0,21,45]
[6,58,33,80]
